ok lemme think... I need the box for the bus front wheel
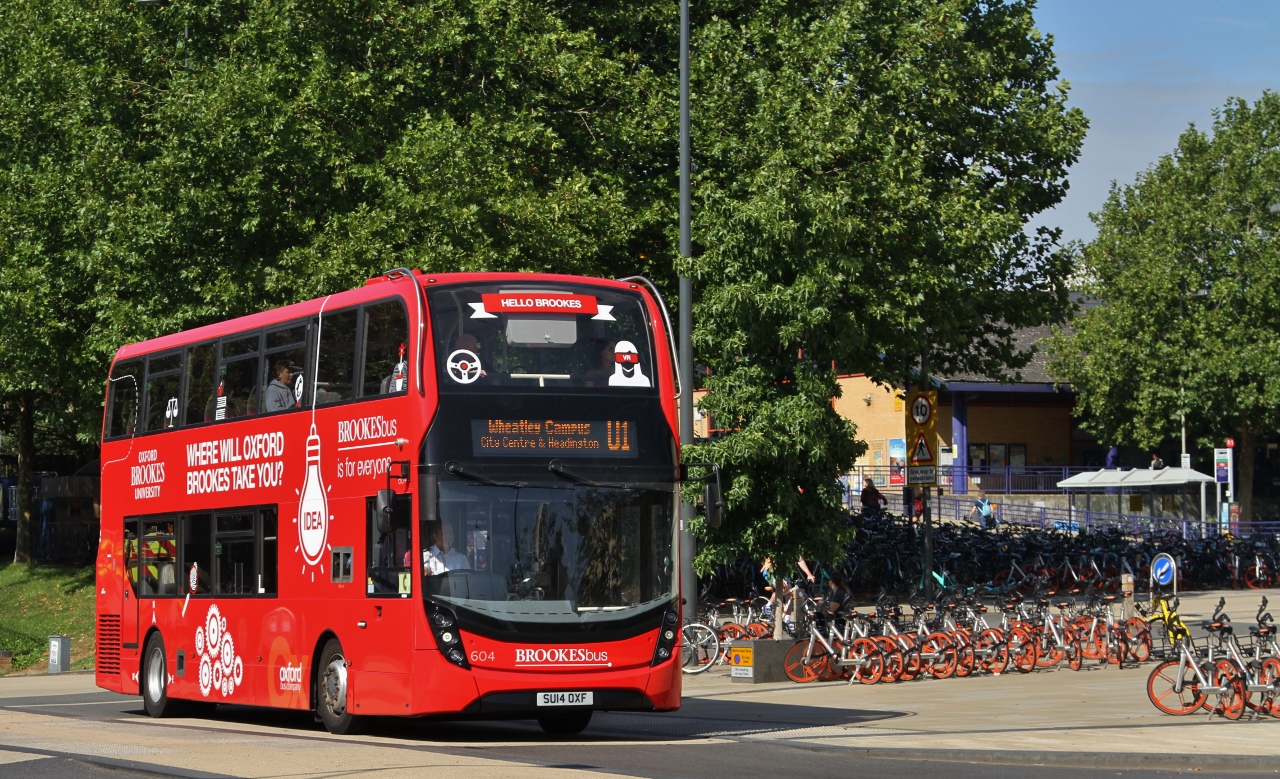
[537,709,593,736]
[317,638,365,735]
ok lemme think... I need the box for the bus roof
[112,271,654,363]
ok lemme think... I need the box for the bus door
[122,519,140,651]
[365,493,414,677]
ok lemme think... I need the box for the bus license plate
[537,691,593,707]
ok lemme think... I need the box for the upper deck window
[429,284,657,393]
[107,360,143,438]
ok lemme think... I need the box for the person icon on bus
[424,521,469,574]
[608,341,650,387]
[265,360,298,412]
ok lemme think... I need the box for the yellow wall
[966,404,1071,467]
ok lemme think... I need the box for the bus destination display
[472,419,638,458]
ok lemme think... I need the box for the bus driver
[424,521,469,574]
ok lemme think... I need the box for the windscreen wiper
[444,462,526,488]
[547,459,628,489]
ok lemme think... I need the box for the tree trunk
[1238,428,1256,526]
[13,393,34,564]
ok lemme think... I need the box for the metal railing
[847,464,1105,495]
[863,493,1278,541]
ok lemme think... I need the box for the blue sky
[1032,1,1280,244]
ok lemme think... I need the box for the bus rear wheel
[317,638,365,735]
[142,633,180,718]
[537,709,593,735]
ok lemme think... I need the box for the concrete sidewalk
[0,588,1277,775]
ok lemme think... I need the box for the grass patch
[0,562,96,674]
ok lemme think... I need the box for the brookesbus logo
[515,647,611,666]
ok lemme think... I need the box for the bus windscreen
[423,482,675,626]
[428,284,658,392]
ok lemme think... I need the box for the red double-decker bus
[95,270,686,734]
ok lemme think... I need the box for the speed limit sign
[910,395,932,426]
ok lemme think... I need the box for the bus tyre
[537,709,593,736]
[142,633,179,718]
[317,639,364,735]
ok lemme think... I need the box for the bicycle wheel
[1146,659,1205,715]
[1211,660,1245,720]
[720,622,750,641]
[1106,629,1127,668]
[783,640,827,683]
[681,623,720,674]
[1260,657,1280,717]
[975,629,1008,675]
[954,642,976,678]
[874,637,904,682]
[818,639,845,682]
[848,638,884,685]
[1244,565,1269,590]
[1008,627,1038,674]
[1066,638,1083,671]
[1035,630,1065,668]
[1127,629,1151,663]
[922,632,957,679]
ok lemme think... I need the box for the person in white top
[423,521,470,574]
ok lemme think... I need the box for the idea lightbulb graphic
[296,423,330,573]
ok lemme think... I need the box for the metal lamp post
[677,0,697,614]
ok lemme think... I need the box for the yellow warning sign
[904,390,938,486]
[729,646,754,666]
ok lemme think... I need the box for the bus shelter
[1056,467,1216,533]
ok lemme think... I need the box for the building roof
[940,292,1100,390]
[1056,467,1215,489]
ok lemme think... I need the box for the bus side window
[218,334,261,420]
[184,343,218,425]
[361,300,408,397]
[181,514,213,595]
[215,512,256,595]
[314,309,357,406]
[107,360,143,438]
[140,518,177,597]
[259,508,278,596]
[144,353,183,432]
[367,495,411,597]
[264,324,308,414]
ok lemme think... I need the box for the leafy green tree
[0,0,149,561]
[0,0,1083,571]
[1049,93,1280,522]
[686,0,1085,567]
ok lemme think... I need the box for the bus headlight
[651,605,679,666]
[428,603,470,669]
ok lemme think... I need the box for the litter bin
[48,635,70,674]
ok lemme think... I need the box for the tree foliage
[686,0,1084,566]
[0,0,1083,566]
[1048,93,1280,521]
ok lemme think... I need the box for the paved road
[1,588,1277,778]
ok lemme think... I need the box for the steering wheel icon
[446,350,482,384]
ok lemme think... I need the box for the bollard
[47,635,70,674]
[1120,574,1135,621]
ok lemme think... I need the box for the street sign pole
[904,388,938,600]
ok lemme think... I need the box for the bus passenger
[424,521,469,574]
[264,361,296,412]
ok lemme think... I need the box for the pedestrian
[1150,452,1165,470]
[1105,445,1119,469]
[859,477,887,521]
[969,489,996,530]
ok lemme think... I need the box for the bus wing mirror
[704,480,723,529]
[376,489,395,533]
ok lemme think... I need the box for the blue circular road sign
[1152,555,1176,587]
